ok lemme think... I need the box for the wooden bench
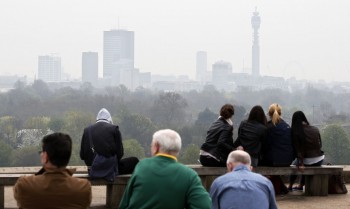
[0,165,344,209]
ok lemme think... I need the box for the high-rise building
[103,29,134,82]
[38,55,61,82]
[82,52,98,86]
[196,51,207,82]
[251,8,261,76]
[212,60,232,90]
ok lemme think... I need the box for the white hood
[96,108,113,124]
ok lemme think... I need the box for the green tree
[195,108,218,127]
[180,144,200,164]
[123,139,145,159]
[48,117,65,132]
[151,92,188,127]
[322,124,350,164]
[11,146,41,166]
[0,140,13,166]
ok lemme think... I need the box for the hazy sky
[1,0,350,82]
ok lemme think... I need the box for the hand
[297,164,305,172]
[236,146,244,151]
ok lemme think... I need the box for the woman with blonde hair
[260,104,294,195]
[261,104,294,166]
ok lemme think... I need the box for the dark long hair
[248,105,267,126]
[291,111,310,154]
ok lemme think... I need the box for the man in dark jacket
[80,108,138,175]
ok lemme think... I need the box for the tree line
[0,80,350,166]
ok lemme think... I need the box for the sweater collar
[156,153,178,161]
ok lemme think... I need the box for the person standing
[119,129,211,209]
[14,133,91,209]
[80,108,138,175]
[210,150,277,209]
[200,104,235,167]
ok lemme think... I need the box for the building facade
[103,29,134,84]
[82,52,98,86]
[38,55,61,82]
[196,51,207,83]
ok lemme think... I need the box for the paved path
[5,185,350,209]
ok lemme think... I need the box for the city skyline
[1,0,350,82]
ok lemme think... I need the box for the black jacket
[80,122,124,166]
[293,124,323,161]
[233,120,267,158]
[261,120,294,166]
[200,117,234,163]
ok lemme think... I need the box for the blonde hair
[268,103,282,125]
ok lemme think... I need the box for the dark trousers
[199,155,226,167]
[289,159,323,186]
[118,157,139,175]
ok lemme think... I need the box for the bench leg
[199,175,217,191]
[0,186,4,209]
[305,175,328,196]
[106,184,126,209]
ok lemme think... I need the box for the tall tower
[251,8,261,76]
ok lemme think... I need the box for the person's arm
[80,130,86,160]
[217,127,234,151]
[118,174,136,209]
[267,181,278,209]
[115,126,124,160]
[209,179,220,209]
[13,177,24,207]
[186,174,211,209]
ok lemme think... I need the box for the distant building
[82,52,98,86]
[139,72,151,88]
[196,51,207,82]
[120,68,139,90]
[38,55,61,82]
[212,61,232,90]
[103,29,134,83]
[251,8,261,77]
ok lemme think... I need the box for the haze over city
[1,0,350,82]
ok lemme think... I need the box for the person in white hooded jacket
[80,108,139,174]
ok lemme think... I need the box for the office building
[103,29,134,83]
[212,61,232,90]
[38,55,61,82]
[196,51,207,82]
[82,52,98,86]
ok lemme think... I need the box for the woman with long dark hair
[288,111,324,191]
[233,105,267,167]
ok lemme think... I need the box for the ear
[41,152,49,165]
[151,142,160,156]
[227,162,234,172]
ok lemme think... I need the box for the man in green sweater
[119,129,211,209]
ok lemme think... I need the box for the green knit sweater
[119,155,211,209]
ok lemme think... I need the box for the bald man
[210,150,278,209]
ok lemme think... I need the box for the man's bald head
[226,150,252,172]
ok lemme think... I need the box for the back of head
[268,103,282,126]
[42,133,72,168]
[152,129,182,156]
[220,104,234,120]
[291,111,309,142]
[248,105,267,126]
[96,108,113,124]
[226,150,251,166]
